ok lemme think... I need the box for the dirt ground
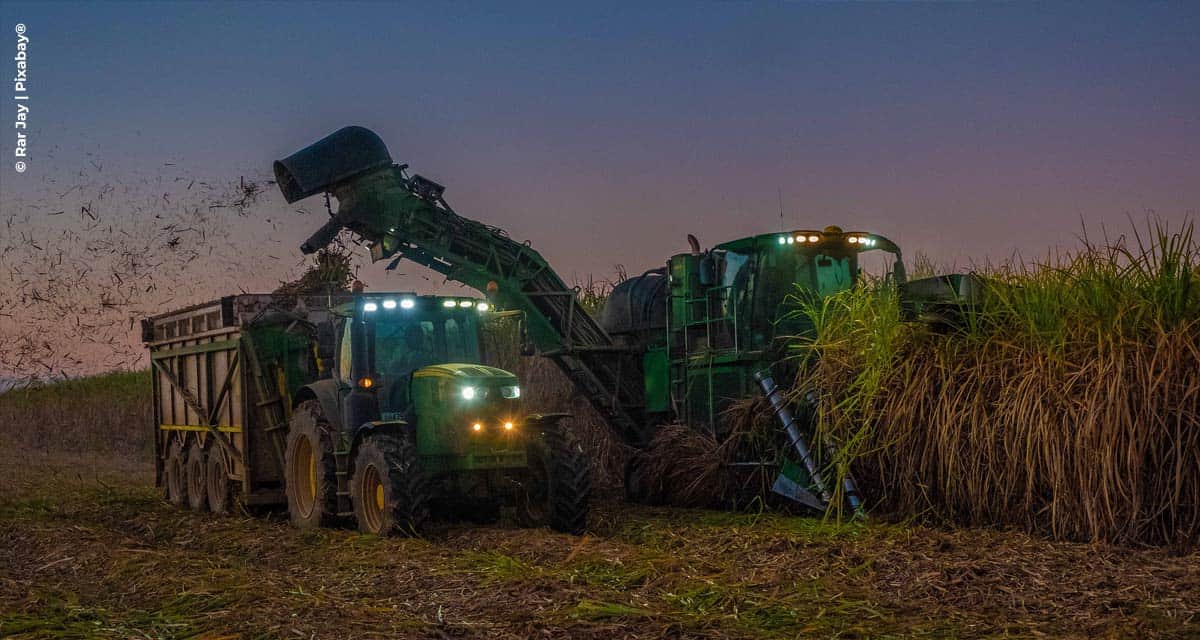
[1,450,1197,639]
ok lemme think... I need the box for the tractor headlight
[500,385,520,399]
[460,386,477,400]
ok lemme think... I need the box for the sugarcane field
[2,3,1199,639]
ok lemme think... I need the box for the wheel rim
[207,453,228,509]
[167,445,185,501]
[358,464,385,532]
[290,435,316,518]
[187,450,205,501]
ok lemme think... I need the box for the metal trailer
[143,294,330,512]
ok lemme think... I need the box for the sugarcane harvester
[276,126,908,515]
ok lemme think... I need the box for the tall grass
[0,370,152,456]
[792,220,1199,545]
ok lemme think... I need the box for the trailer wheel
[185,441,208,511]
[285,400,338,529]
[165,438,188,507]
[517,423,590,535]
[206,447,235,515]
[351,433,429,536]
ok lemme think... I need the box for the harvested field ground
[2,449,1198,639]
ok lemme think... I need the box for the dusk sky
[1,1,1198,376]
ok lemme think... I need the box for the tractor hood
[412,363,519,389]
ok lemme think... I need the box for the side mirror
[315,322,337,378]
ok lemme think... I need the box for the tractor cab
[708,225,905,349]
[335,294,493,419]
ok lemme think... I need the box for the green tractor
[285,292,590,535]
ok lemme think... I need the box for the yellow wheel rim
[290,435,316,517]
[359,464,385,532]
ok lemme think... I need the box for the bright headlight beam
[443,299,456,308]
[400,298,415,309]
[362,302,378,312]
[476,302,489,312]
[461,386,476,400]
[382,299,397,309]
[459,300,473,308]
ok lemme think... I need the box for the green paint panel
[642,348,669,413]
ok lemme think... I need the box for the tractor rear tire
[165,438,188,507]
[285,400,339,529]
[206,447,235,515]
[351,433,430,536]
[185,441,208,511]
[517,423,590,535]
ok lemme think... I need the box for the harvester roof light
[472,422,483,432]
[476,302,489,312]
[459,300,473,308]
[786,236,795,244]
[382,299,398,309]
[795,235,805,243]
[778,236,787,245]
[848,237,858,244]
[503,421,514,431]
[400,298,416,309]
[443,299,457,308]
[362,302,378,312]
[808,235,820,242]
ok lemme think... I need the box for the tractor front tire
[350,433,430,536]
[185,441,208,511]
[164,438,188,507]
[285,400,339,529]
[517,423,591,535]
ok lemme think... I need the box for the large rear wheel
[164,438,188,507]
[351,433,429,536]
[185,441,208,511]
[517,422,590,535]
[285,400,338,529]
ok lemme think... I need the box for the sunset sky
[1,1,1197,376]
